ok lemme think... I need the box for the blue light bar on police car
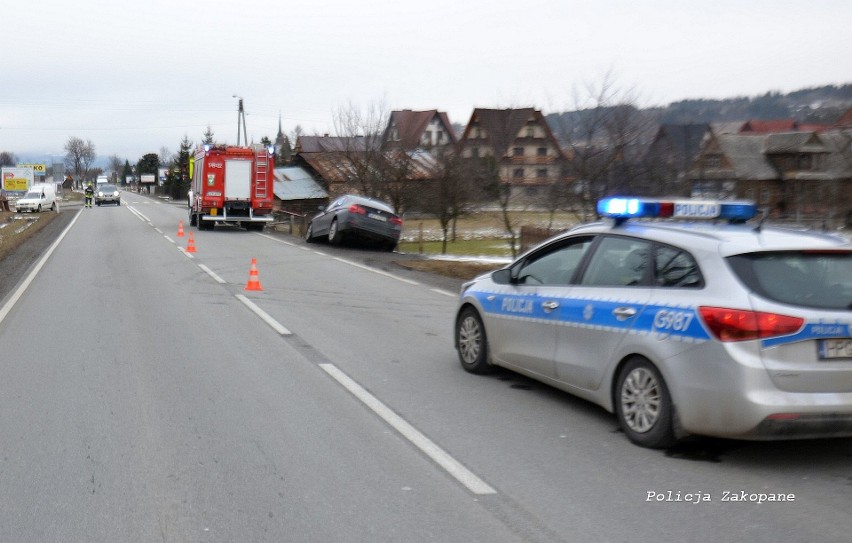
[597,198,758,222]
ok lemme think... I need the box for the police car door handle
[542,301,559,313]
[613,307,637,320]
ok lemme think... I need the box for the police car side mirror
[491,268,512,285]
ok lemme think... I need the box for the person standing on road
[84,183,94,208]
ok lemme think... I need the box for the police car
[454,198,852,448]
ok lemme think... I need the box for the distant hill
[546,84,852,142]
[656,84,852,124]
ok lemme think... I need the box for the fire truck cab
[188,144,275,231]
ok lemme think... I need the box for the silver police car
[454,198,852,448]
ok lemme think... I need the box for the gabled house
[643,123,712,195]
[382,110,457,152]
[458,108,566,199]
[688,130,851,226]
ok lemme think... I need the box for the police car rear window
[728,251,852,310]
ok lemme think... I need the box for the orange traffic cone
[185,231,197,253]
[244,258,263,291]
[177,220,185,237]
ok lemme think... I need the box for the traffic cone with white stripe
[185,231,197,253]
[177,220,185,237]
[244,258,263,291]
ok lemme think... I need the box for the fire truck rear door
[225,160,252,200]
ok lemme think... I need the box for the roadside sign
[2,167,35,192]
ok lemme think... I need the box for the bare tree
[332,100,390,198]
[108,155,124,183]
[552,72,652,220]
[64,137,96,188]
[420,149,481,252]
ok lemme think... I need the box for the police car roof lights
[597,197,758,224]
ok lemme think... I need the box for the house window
[798,155,812,170]
[526,127,535,138]
[513,147,524,157]
[759,188,770,204]
[537,147,547,157]
[513,168,524,178]
[705,156,721,168]
[423,131,432,145]
[537,168,548,178]
[471,147,479,158]
[436,131,444,144]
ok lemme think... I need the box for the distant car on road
[455,197,852,448]
[15,184,57,213]
[95,184,120,206]
[305,194,403,251]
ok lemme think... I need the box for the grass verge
[0,210,61,262]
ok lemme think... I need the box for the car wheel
[455,306,493,374]
[328,219,342,245]
[305,222,315,243]
[36,204,42,212]
[615,357,676,448]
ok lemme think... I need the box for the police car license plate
[818,338,852,360]
[368,213,387,222]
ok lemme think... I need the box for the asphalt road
[1,192,850,542]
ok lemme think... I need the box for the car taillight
[698,306,804,342]
[349,204,367,214]
[389,216,403,225]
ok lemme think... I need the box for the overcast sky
[2,0,850,162]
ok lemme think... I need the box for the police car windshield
[727,251,852,310]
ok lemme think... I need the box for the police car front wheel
[615,357,676,449]
[456,307,493,374]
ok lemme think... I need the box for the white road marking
[164,235,175,244]
[235,294,292,336]
[431,288,456,297]
[319,363,497,496]
[198,264,227,284]
[332,257,420,286]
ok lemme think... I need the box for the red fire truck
[188,144,275,231]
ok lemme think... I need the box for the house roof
[835,107,852,127]
[296,135,379,153]
[460,108,563,158]
[711,121,746,135]
[740,119,799,133]
[272,167,328,200]
[462,107,536,152]
[385,110,457,149]
[763,132,827,154]
[716,134,778,180]
[651,123,711,158]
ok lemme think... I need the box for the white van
[15,183,57,213]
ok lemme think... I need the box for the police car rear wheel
[615,357,675,448]
[456,307,493,374]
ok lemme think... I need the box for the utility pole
[234,95,247,146]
